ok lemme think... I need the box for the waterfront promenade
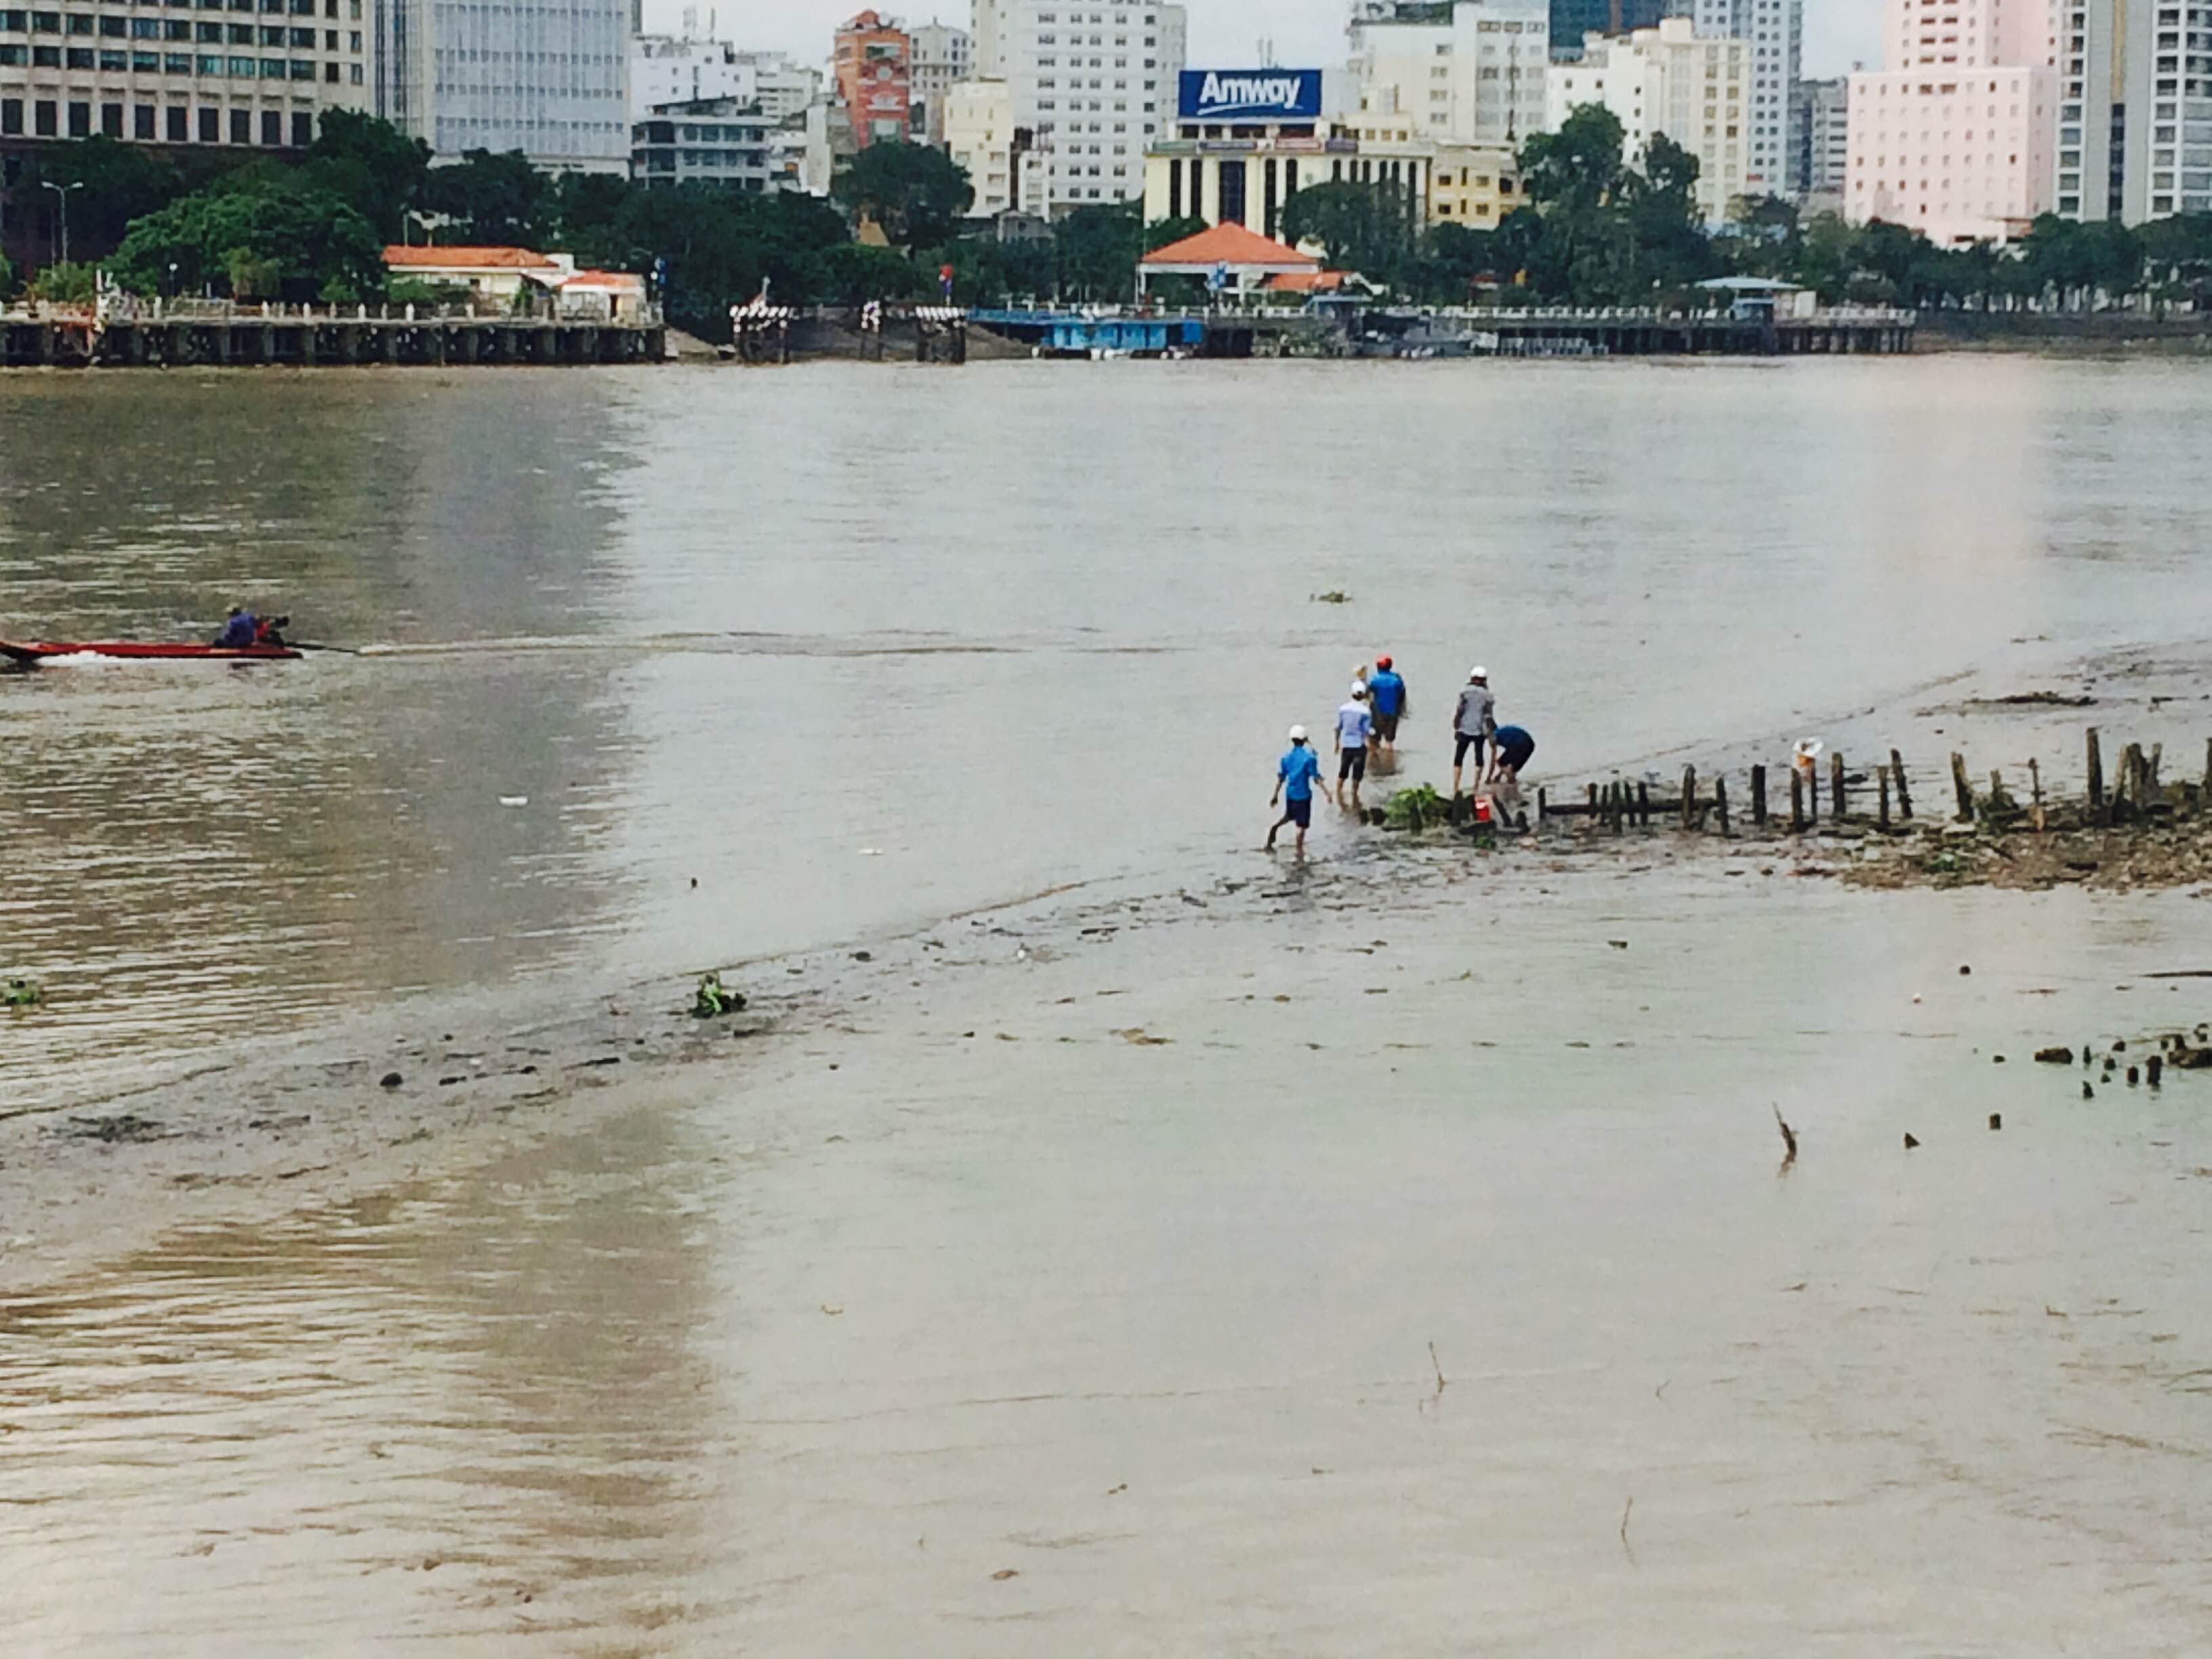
[0,298,669,369]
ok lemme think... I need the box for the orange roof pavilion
[1136,222,1320,299]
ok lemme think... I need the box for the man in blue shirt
[1266,724,1329,855]
[1367,655,1408,758]
[213,607,258,649]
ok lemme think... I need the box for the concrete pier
[0,306,668,369]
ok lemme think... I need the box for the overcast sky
[656,1,1882,80]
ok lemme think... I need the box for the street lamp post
[41,179,85,268]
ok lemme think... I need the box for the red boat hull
[1,640,303,665]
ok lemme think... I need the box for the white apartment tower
[629,37,821,125]
[972,0,1186,210]
[1546,17,1751,223]
[2059,0,2212,221]
[375,0,630,169]
[909,20,972,143]
[1688,0,1803,195]
[1347,0,1552,148]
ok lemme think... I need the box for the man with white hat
[1266,724,1330,855]
[1334,680,1375,811]
[1450,666,1497,800]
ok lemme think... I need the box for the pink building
[1845,0,2059,245]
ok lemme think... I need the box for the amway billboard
[1178,69,1324,123]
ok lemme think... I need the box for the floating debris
[693,972,745,1019]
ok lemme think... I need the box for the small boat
[1,639,304,667]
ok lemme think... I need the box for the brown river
[4,359,2212,1653]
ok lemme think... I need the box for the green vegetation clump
[693,972,744,1018]
[1384,784,1450,833]
[5,977,43,1009]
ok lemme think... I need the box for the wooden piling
[1789,766,1805,832]
[1715,774,1731,836]
[2029,758,2044,832]
[1951,752,1975,822]
[1890,749,1913,819]
[2121,743,2146,819]
[1830,751,1846,821]
[1879,764,1891,830]
[1536,786,1547,825]
[2086,727,2104,811]
[1751,764,1768,827]
[1637,781,1650,826]
[2149,742,2163,804]
[1587,782,1599,818]
[1681,766,1697,832]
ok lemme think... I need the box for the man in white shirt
[1335,682,1374,812]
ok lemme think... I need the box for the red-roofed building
[1136,222,1320,300]
[382,245,569,304]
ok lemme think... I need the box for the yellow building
[1141,118,1521,243]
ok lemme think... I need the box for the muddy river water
[5,359,2212,1652]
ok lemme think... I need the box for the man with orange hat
[1367,655,1408,759]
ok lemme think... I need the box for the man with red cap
[1366,654,1408,760]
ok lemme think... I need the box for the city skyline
[652,0,1882,81]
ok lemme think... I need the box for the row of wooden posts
[1532,729,2212,835]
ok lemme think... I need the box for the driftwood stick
[1879,764,1891,830]
[2030,758,2044,832]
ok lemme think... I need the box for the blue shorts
[1284,796,1312,827]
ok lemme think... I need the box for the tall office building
[970,1,1185,211]
[1,0,368,157]
[1845,0,2056,242]
[1348,0,1553,146]
[833,9,911,147]
[2058,0,2212,222]
[1793,74,1847,200]
[1547,0,1671,62]
[375,0,630,169]
[1687,0,1801,195]
[908,20,971,142]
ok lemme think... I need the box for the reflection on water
[0,1109,720,1654]
[7,359,2212,1107]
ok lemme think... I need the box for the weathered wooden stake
[2149,741,2163,804]
[2121,742,2146,819]
[1805,762,1818,826]
[1637,781,1650,826]
[1751,764,1768,826]
[1715,774,1731,835]
[2086,726,2104,811]
[2029,758,2044,832]
[1830,751,1846,821]
[1681,766,1697,832]
[1536,786,1548,825]
[1587,781,1599,818]
[1789,766,1806,832]
[1890,749,1913,819]
[1951,752,1975,822]
[1878,764,1891,830]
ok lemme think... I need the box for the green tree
[422,150,555,247]
[28,136,186,262]
[1520,104,1626,213]
[1144,214,1206,251]
[832,141,975,249]
[818,241,931,304]
[1054,202,1146,301]
[106,172,383,302]
[308,109,432,241]
[25,260,98,303]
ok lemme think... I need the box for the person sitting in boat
[252,613,291,649]
[213,607,258,648]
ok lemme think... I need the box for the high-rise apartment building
[1845,0,2057,242]
[1349,0,1553,146]
[970,1,1185,211]
[1793,75,1848,199]
[1547,0,1671,62]
[0,0,369,158]
[908,20,971,143]
[629,36,820,125]
[2058,0,2212,222]
[375,0,629,169]
[833,9,912,147]
[1688,0,1801,195]
[1546,16,1750,222]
